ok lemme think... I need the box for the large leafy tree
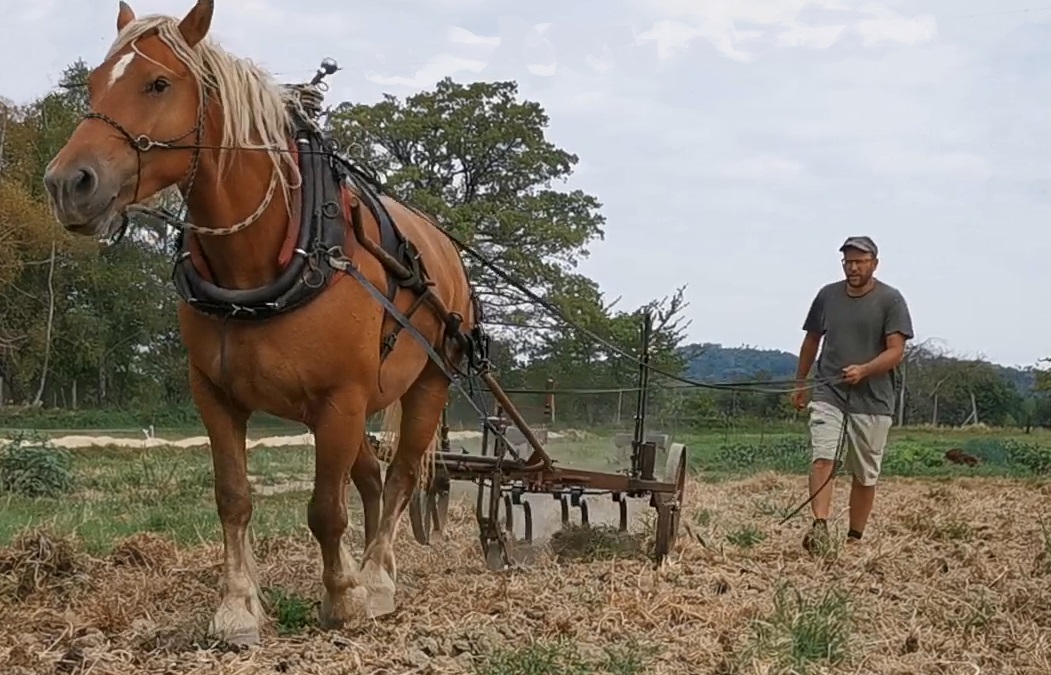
[327,78,606,323]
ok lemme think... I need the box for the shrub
[963,438,1051,475]
[0,432,75,498]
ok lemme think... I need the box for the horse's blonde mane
[106,14,301,203]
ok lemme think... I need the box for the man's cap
[839,236,878,257]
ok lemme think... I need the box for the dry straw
[0,474,1049,674]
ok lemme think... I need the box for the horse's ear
[178,0,214,48]
[117,1,135,31]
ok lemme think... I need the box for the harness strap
[328,253,464,385]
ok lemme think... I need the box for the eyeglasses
[841,258,874,268]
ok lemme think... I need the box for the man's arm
[796,290,824,381]
[863,294,914,377]
[796,331,822,382]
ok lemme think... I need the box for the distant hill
[680,343,799,383]
[679,343,1038,392]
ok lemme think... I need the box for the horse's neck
[186,148,294,290]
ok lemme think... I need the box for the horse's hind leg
[308,393,370,628]
[191,368,263,647]
[358,366,448,617]
[350,436,382,548]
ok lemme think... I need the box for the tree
[1036,358,1051,393]
[327,78,606,327]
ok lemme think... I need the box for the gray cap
[839,235,878,257]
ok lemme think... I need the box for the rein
[778,386,854,525]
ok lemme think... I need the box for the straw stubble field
[0,431,1050,674]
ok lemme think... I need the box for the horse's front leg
[192,367,264,647]
[309,394,370,628]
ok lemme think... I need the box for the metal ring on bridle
[322,201,340,219]
[134,135,155,152]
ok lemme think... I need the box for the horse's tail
[376,399,438,489]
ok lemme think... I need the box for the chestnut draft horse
[43,0,484,646]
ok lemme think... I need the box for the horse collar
[171,110,349,321]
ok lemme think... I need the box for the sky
[3,0,1050,369]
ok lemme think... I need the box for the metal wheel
[504,494,515,531]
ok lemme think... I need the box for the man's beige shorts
[807,400,892,486]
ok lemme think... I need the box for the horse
[42,0,483,646]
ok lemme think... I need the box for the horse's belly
[182,303,370,421]
[200,338,321,418]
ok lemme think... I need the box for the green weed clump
[739,582,853,673]
[475,638,653,675]
[0,432,74,498]
[263,587,315,636]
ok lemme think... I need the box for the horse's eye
[148,77,170,94]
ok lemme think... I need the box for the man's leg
[804,401,846,553]
[843,414,892,540]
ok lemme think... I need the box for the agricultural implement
[404,312,688,570]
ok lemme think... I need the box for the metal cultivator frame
[405,312,688,571]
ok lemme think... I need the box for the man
[791,235,913,554]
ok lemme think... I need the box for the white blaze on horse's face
[107,52,136,89]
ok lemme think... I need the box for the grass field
[0,425,1050,674]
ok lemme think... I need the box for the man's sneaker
[803,519,830,555]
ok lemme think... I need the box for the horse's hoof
[208,609,261,648]
[319,588,366,629]
[359,560,396,619]
[224,628,261,648]
[366,586,396,618]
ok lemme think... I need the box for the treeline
[1,60,1047,433]
[0,60,692,429]
[679,343,1051,430]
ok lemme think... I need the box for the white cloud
[14,0,58,23]
[638,0,938,61]
[365,54,489,88]
[447,26,500,47]
[860,143,991,180]
[585,53,614,72]
[635,21,706,61]
[647,0,849,26]
[523,22,557,76]
[721,155,806,180]
[217,0,354,37]
[852,4,937,47]
[775,23,848,49]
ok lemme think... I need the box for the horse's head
[43,0,215,239]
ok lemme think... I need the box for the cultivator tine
[522,501,533,543]
[613,492,629,532]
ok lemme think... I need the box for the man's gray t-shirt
[802,279,914,416]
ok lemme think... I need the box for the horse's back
[381,196,475,324]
